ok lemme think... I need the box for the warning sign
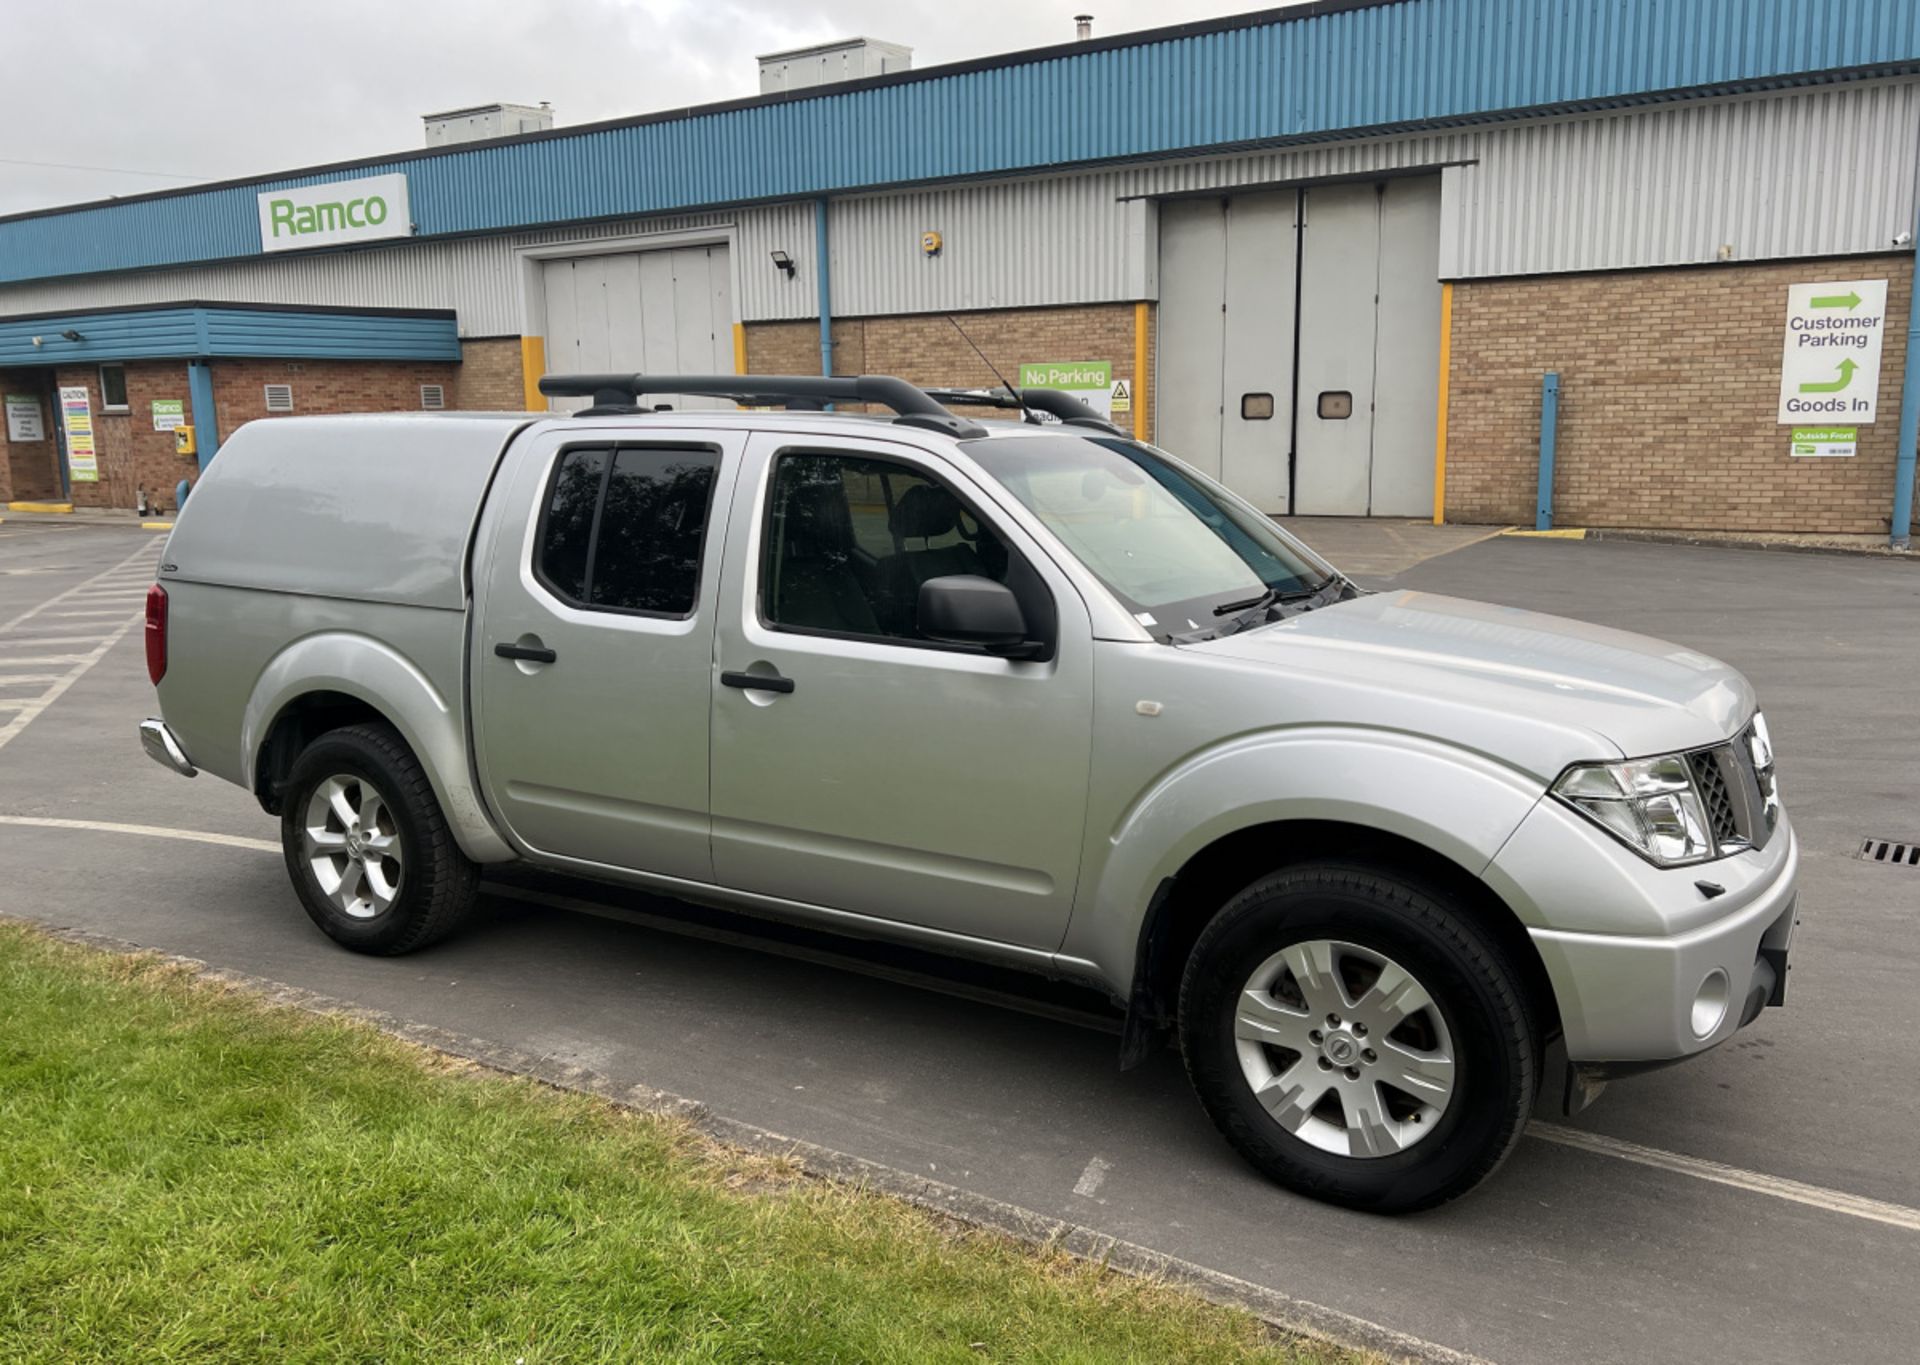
[1109,378,1132,414]
[1019,360,1114,419]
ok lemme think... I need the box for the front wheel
[1179,863,1536,1213]
[280,722,479,955]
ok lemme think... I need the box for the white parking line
[1529,1123,1920,1231]
[0,816,279,853]
[0,637,121,649]
[2,805,1916,1237]
[0,675,63,686]
[0,541,163,755]
[0,541,160,636]
[1073,1156,1112,1199]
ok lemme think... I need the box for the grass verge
[0,922,1359,1364]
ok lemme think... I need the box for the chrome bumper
[139,718,197,777]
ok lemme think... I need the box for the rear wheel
[280,723,478,955]
[1179,863,1535,1213]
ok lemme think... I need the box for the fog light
[1691,969,1730,1039]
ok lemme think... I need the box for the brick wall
[4,346,514,508]
[1445,254,1915,533]
[51,362,200,512]
[0,371,61,503]
[212,357,461,431]
[745,304,1152,435]
[456,338,526,410]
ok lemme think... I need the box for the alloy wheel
[1234,938,1457,1157]
[301,774,404,920]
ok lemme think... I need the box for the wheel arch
[1119,819,1561,1071]
[242,632,514,863]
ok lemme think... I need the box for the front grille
[1686,721,1777,856]
[1688,749,1741,846]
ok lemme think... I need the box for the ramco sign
[257,173,411,253]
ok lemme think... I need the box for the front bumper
[139,717,198,778]
[1489,799,1799,1064]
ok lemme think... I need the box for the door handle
[495,642,558,664]
[721,670,795,694]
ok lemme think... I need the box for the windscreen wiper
[1213,573,1343,618]
[1212,587,1283,617]
[1210,574,1349,638]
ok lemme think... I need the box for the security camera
[1895,229,1915,248]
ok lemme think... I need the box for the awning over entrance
[0,302,460,368]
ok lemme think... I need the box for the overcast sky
[1,0,1293,216]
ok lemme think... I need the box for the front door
[707,432,1095,951]
[471,425,744,882]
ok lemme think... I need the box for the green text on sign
[1018,362,1111,391]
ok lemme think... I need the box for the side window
[761,452,1013,644]
[538,447,607,601]
[534,444,719,617]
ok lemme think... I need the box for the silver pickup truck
[140,372,1797,1213]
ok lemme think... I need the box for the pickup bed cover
[166,413,530,611]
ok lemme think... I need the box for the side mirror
[917,575,1041,658]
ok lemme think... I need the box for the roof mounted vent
[758,38,912,95]
[421,101,554,148]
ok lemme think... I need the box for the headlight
[1552,753,1717,866]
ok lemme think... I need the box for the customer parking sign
[1777,279,1887,425]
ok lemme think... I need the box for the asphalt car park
[1,517,1915,1364]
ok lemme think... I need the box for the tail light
[145,583,168,685]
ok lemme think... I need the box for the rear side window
[538,448,607,602]
[535,444,720,617]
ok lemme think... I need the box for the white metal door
[1154,199,1228,482]
[1369,177,1444,517]
[1220,191,1298,514]
[1293,182,1381,516]
[1154,177,1441,517]
[542,245,734,411]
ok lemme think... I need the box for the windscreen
[964,435,1337,638]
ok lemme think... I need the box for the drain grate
[1856,838,1920,867]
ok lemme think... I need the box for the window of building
[760,451,1014,644]
[99,365,129,412]
[534,444,720,618]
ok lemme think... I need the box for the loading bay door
[541,245,734,411]
[1156,177,1442,516]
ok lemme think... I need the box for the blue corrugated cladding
[3,0,1917,285]
[0,308,460,366]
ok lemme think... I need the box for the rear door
[471,424,745,882]
[705,431,1095,951]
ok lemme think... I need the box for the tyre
[1178,863,1535,1213]
[280,722,479,955]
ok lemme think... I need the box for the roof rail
[535,373,990,438]
[920,386,1129,437]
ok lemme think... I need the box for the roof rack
[919,386,1129,437]
[534,372,1133,440]
[536,373,990,438]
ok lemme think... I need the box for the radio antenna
[946,316,1036,422]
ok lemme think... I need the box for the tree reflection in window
[534,445,718,616]
[590,449,718,614]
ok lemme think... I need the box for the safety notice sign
[1019,361,1118,419]
[1777,279,1887,425]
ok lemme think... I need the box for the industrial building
[2,0,1917,543]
